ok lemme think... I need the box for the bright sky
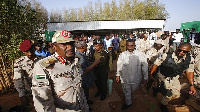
[37,0,200,32]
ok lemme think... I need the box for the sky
[37,0,200,32]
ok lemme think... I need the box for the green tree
[69,8,77,21]
[0,0,48,92]
[118,0,125,20]
[63,9,70,22]
[98,0,104,20]
[132,1,145,19]
[123,0,132,20]
[87,2,94,21]
[83,6,89,21]
[110,0,118,20]
[77,8,83,21]
[103,2,111,20]
[49,9,63,22]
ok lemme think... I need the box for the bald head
[178,43,192,50]
[176,43,191,57]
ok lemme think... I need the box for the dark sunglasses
[177,49,189,53]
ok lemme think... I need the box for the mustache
[65,49,74,54]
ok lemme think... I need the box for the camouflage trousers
[14,78,32,97]
[157,73,181,105]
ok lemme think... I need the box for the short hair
[75,41,87,49]
[126,39,135,43]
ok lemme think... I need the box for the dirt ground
[0,59,199,112]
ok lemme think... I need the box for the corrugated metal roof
[47,20,165,31]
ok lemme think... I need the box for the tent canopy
[47,20,165,32]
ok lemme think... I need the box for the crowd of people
[13,29,200,112]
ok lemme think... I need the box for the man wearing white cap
[31,30,89,112]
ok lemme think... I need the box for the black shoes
[95,91,101,97]
[89,107,93,111]
[100,95,106,101]
[160,104,169,112]
[121,104,132,110]
[87,100,94,105]
[152,87,158,97]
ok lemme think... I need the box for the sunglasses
[177,49,189,53]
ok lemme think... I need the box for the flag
[36,74,46,79]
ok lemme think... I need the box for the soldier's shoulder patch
[36,74,46,79]
[39,55,57,68]
[15,56,26,63]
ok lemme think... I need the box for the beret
[19,39,32,52]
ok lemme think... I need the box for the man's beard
[65,49,75,60]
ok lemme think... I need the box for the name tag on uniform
[36,74,46,79]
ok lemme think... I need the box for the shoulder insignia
[39,55,57,68]
[14,56,26,64]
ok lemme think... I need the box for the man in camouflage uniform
[185,44,200,111]
[119,36,126,53]
[136,33,151,54]
[150,43,196,112]
[146,40,165,93]
[92,39,110,101]
[14,39,42,110]
[31,30,89,112]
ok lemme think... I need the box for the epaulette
[38,55,57,68]
[34,56,45,63]
[75,54,81,59]
[14,56,26,64]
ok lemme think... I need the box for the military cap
[93,39,104,45]
[19,39,32,52]
[52,30,75,43]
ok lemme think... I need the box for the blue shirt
[35,49,48,57]
[76,51,96,88]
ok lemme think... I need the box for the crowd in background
[12,29,200,112]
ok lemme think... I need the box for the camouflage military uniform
[136,39,151,53]
[14,56,41,97]
[186,45,200,111]
[154,52,194,105]
[31,54,89,112]
[146,47,161,68]
[119,39,126,53]
[161,37,170,53]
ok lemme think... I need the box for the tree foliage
[59,0,169,22]
[0,0,48,92]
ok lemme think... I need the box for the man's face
[83,45,87,52]
[126,41,135,52]
[23,48,35,59]
[105,36,110,40]
[176,45,190,57]
[53,42,75,59]
[35,45,41,51]
[94,44,103,52]
[82,37,88,43]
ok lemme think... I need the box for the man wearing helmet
[31,30,89,112]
